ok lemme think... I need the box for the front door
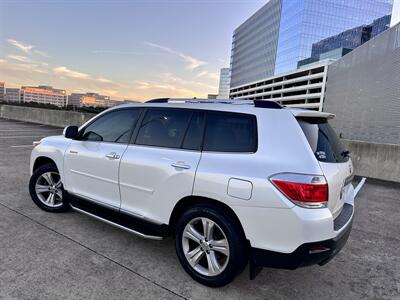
[64,108,141,209]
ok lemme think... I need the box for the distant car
[29,98,356,287]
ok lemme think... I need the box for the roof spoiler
[291,110,335,120]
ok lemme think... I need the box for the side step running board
[71,205,164,240]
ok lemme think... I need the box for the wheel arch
[33,156,58,172]
[169,195,247,241]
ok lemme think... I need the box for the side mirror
[63,126,79,139]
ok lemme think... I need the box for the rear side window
[136,109,192,148]
[298,118,349,163]
[203,112,257,152]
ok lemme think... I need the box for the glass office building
[296,14,391,67]
[230,0,393,88]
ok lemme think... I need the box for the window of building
[80,109,140,143]
[203,112,257,152]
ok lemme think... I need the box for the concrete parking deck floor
[0,118,399,299]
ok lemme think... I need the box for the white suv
[29,99,356,287]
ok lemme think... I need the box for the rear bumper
[250,205,353,269]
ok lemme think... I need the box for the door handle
[105,152,120,160]
[69,150,78,154]
[171,162,191,170]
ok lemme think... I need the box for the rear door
[119,108,204,223]
[297,118,353,218]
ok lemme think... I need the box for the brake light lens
[270,173,328,208]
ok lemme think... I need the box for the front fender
[30,136,72,184]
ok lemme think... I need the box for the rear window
[297,118,349,163]
[203,112,257,153]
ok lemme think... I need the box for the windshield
[297,117,349,163]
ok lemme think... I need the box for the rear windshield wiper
[341,150,351,157]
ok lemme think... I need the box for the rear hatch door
[294,111,353,218]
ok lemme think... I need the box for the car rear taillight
[270,173,328,208]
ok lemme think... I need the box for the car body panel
[30,99,356,258]
[63,140,128,208]
[119,144,201,224]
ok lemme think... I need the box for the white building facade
[230,62,329,111]
[5,88,20,103]
[21,86,67,107]
[0,82,4,102]
[217,68,231,99]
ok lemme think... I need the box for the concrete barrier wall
[342,139,400,183]
[0,105,96,128]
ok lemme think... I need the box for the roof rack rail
[145,98,282,109]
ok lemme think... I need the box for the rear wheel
[175,204,247,287]
[29,163,69,212]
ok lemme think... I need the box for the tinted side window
[136,109,192,148]
[203,112,257,152]
[80,109,140,143]
[182,111,205,151]
[298,118,349,163]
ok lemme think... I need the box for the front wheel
[175,204,248,287]
[29,163,69,212]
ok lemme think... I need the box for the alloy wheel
[35,171,63,208]
[182,217,230,277]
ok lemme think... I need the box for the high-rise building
[230,0,393,88]
[68,92,110,107]
[391,0,400,27]
[217,68,230,99]
[229,0,282,88]
[0,82,4,102]
[21,86,67,107]
[5,88,20,103]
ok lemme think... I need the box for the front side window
[136,109,192,148]
[80,109,141,143]
[203,112,257,152]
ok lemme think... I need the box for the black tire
[175,204,248,287]
[29,163,70,213]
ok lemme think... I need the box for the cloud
[145,42,206,70]
[53,66,90,80]
[7,55,31,62]
[196,70,219,81]
[53,66,121,88]
[159,72,216,90]
[7,39,49,57]
[34,50,49,57]
[135,80,198,97]
[7,39,34,53]
[0,58,49,74]
[91,49,144,55]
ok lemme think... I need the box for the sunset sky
[0,0,264,101]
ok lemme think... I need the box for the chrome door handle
[106,152,120,160]
[171,162,191,169]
